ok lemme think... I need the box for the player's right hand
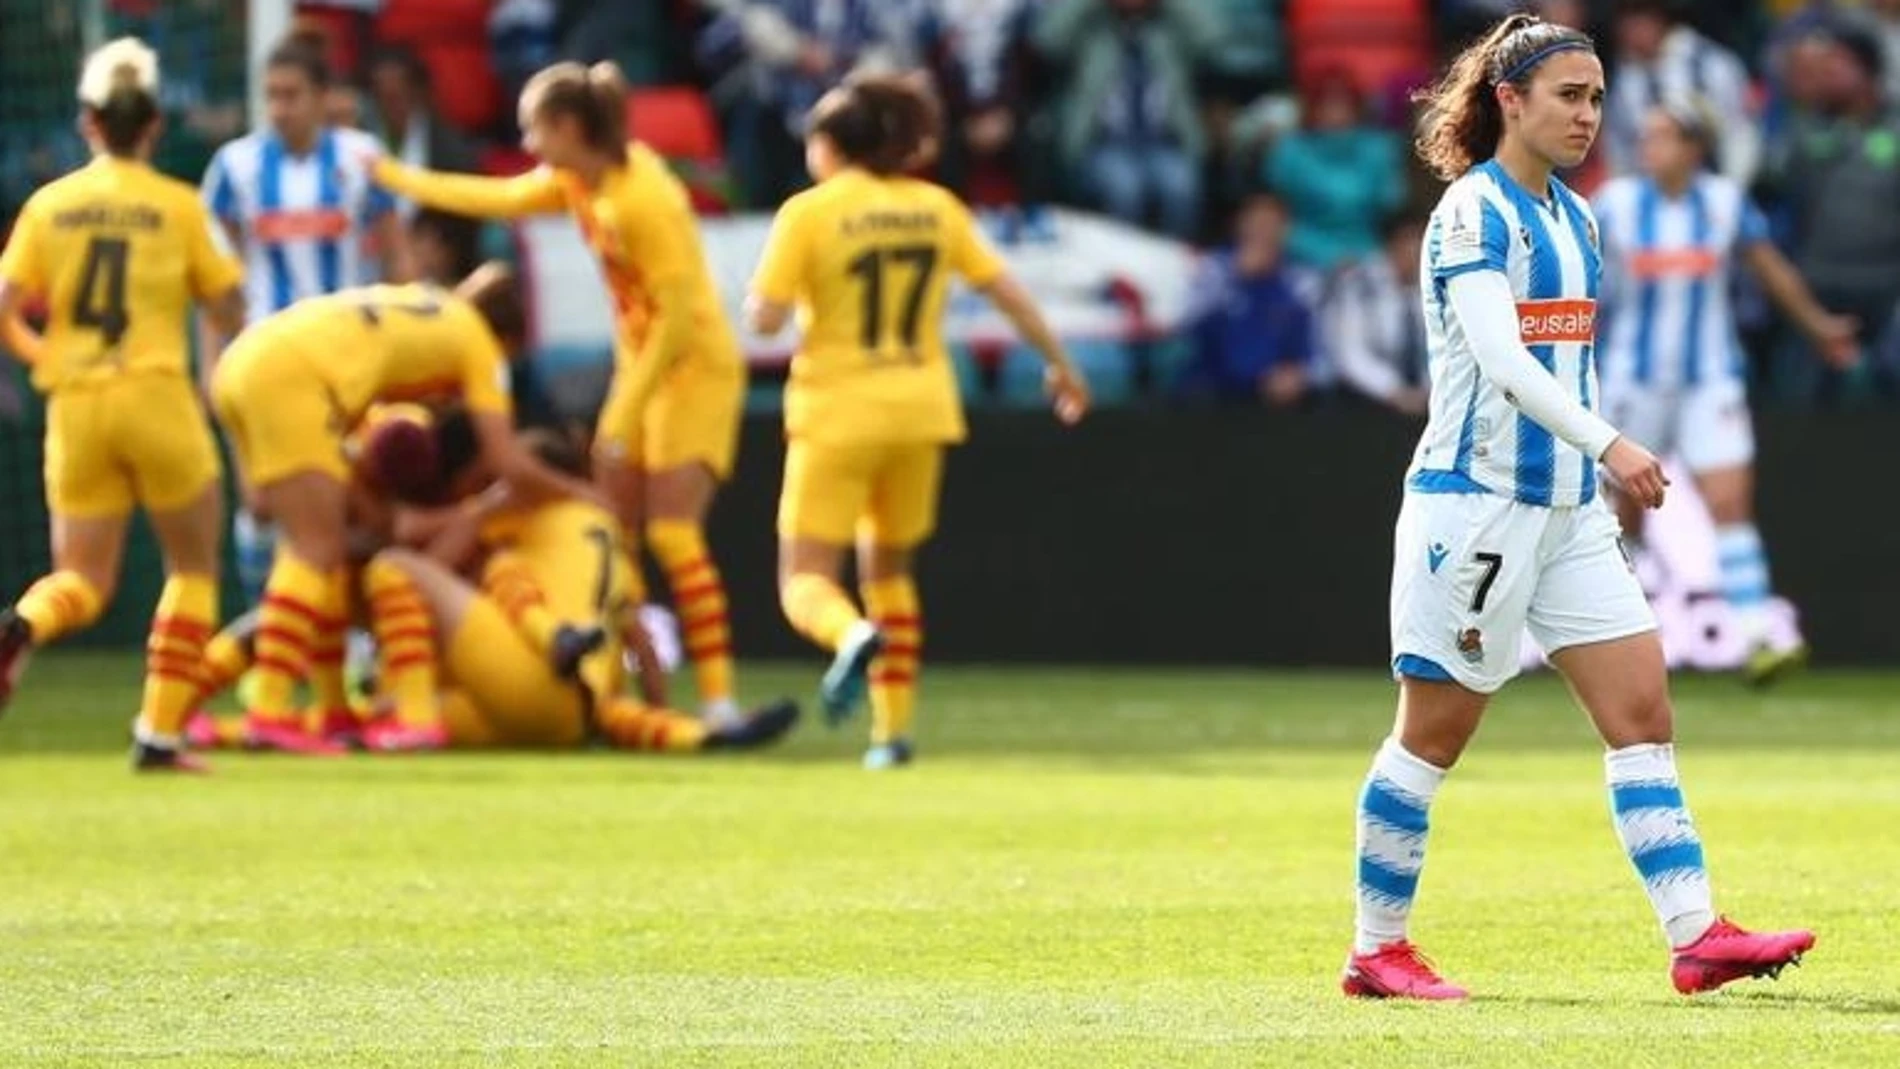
[1603,437,1668,510]
[1045,364,1090,426]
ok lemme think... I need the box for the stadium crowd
[4,0,1900,412]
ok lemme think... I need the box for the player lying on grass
[191,421,797,754]
[0,37,246,773]
[1348,13,1813,1002]
[207,264,594,755]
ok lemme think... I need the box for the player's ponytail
[521,61,629,163]
[77,37,160,156]
[807,73,941,176]
[1413,15,1595,180]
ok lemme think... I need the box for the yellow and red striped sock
[648,520,736,706]
[780,573,862,653]
[249,554,336,722]
[138,573,217,742]
[12,570,103,646]
[861,576,922,745]
[481,552,558,653]
[598,696,707,752]
[193,621,255,708]
[363,557,439,727]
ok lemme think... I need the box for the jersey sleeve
[458,310,514,417]
[372,159,565,219]
[1430,184,1509,281]
[201,146,239,224]
[751,196,811,305]
[0,198,46,293]
[945,197,1006,287]
[184,197,244,300]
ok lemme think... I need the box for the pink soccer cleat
[314,707,365,750]
[1342,940,1469,1001]
[243,714,348,756]
[359,716,448,753]
[1671,917,1814,995]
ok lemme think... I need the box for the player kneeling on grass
[206,264,594,756]
[1345,14,1812,1002]
[0,37,246,773]
[360,426,799,753]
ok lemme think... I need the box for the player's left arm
[0,200,48,366]
[1739,207,1859,369]
[745,197,809,335]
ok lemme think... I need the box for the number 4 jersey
[0,156,241,392]
[751,170,1006,447]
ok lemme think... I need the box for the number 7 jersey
[751,170,1006,446]
[0,156,241,392]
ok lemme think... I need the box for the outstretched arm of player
[1742,242,1859,369]
[977,274,1089,424]
[467,411,599,507]
[1446,270,1667,507]
[371,158,567,220]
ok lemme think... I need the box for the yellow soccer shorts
[442,594,587,747]
[776,438,945,548]
[211,333,349,487]
[44,373,222,519]
[594,354,744,479]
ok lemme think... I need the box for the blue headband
[1497,40,1591,85]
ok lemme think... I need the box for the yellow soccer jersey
[0,156,240,391]
[482,498,644,692]
[751,169,1005,446]
[255,283,511,426]
[374,143,738,370]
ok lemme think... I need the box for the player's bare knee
[859,544,914,581]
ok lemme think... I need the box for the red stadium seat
[1287,0,1431,100]
[375,0,503,131]
[627,87,724,165]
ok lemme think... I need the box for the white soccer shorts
[1602,378,1755,474]
[1390,490,1657,693]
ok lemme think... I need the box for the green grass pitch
[0,653,1896,1067]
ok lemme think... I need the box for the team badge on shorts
[1457,628,1485,664]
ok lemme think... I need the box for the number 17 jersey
[0,156,240,392]
[752,170,1006,446]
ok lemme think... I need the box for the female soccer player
[1593,101,1858,684]
[1347,15,1813,1000]
[209,269,591,753]
[745,75,1089,769]
[0,38,245,772]
[368,62,752,732]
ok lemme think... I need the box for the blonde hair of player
[0,36,247,769]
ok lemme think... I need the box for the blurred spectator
[1604,0,1759,186]
[697,0,903,208]
[1034,0,1221,240]
[367,45,480,216]
[409,208,482,286]
[915,0,1040,206]
[1762,21,1900,401]
[1179,194,1315,406]
[1535,0,1593,32]
[1851,0,1900,105]
[1261,66,1405,271]
[490,0,559,111]
[1322,212,1430,416]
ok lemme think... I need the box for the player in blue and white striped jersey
[1593,100,1858,684]
[1341,13,1813,1004]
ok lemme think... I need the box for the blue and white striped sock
[1714,523,1773,642]
[1606,743,1715,948]
[1354,737,1445,954]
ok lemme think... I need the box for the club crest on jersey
[1457,628,1485,664]
[1515,298,1597,345]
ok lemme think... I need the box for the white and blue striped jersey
[1408,160,1604,508]
[201,126,395,325]
[1592,172,1768,392]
